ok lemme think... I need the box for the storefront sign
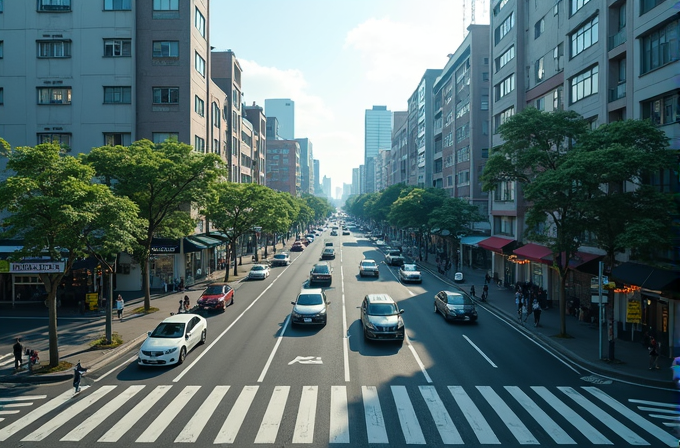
[151,246,179,254]
[626,300,641,324]
[8,262,65,273]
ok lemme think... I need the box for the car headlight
[164,347,178,354]
[317,309,327,316]
[292,311,301,318]
[397,319,404,329]
[365,321,377,330]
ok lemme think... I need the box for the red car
[197,283,234,311]
[291,242,304,252]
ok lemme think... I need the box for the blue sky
[210,0,489,194]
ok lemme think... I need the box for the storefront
[477,236,517,286]
[459,236,491,271]
[512,243,552,287]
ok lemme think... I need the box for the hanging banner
[626,299,641,324]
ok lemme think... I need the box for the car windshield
[296,294,324,306]
[273,254,287,259]
[447,294,472,305]
[203,285,225,295]
[361,261,376,267]
[367,303,398,315]
[313,265,330,273]
[252,265,265,271]
[150,322,186,338]
[402,265,417,272]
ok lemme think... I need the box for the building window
[641,19,680,75]
[455,124,470,143]
[104,133,131,146]
[482,120,489,135]
[536,97,545,111]
[38,0,71,11]
[195,52,206,77]
[152,132,178,143]
[570,15,598,58]
[195,8,206,38]
[495,45,515,72]
[0,88,3,105]
[456,170,470,186]
[104,86,131,104]
[494,106,515,132]
[482,148,489,158]
[494,12,515,45]
[37,87,71,105]
[641,0,667,15]
[494,181,515,201]
[104,39,131,57]
[456,100,470,118]
[37,40,71,58]
[152,87,179,104]
[570,65,599,103]
[194,136,205,153]
[553,86,564,110]
[152,41,179,58]
[482,72,489,81]
[554,43,564,72]
[37,133,71,147]
[0,41,3,58]
[494,216,515,236]
[641,93,680,126]
[447,175,453,187]
[494,74,515,101]
[535,18,545,39]
[554,0,561,15]
[0,0,3,12]
[104,0,131,10]
[570,0,591,15]
[213,139,220,154]
[481,94,489,110]
[195,96,205,117]
[493,0,509,16]
[212,103,221,127]
[457,146,470,163]
[153,0,178,10]
[535,57,545,83]
[443,132,453,147]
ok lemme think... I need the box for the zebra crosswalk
[0,384,676,446]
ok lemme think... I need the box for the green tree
[388,188,446,261]
[0,143,140,367]
[260,191,295,256]
[428,197,486,253]
[83,139,222,310]
[302,194,333,226]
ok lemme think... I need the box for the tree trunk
[558,271,568,337]
[232,241,239,276]
[40,273,65,368]
[141,255,150,311]
[222,244,231,282]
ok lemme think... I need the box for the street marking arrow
[288,356,323,365]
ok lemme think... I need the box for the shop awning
[541,251,604,269]
[206,231,231,242]
[612,262,679,291]
[188,235,224,248]
[183,237,208,253]
[460,236,489,247]
[477,236,517,254]
[513,243,552,263]
[151,238,180,254]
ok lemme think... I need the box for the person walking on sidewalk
[470,285,476,297]
[648,336,660,370]
[13,338,23,371]
[116,294,124,321]
[532,298,542,327]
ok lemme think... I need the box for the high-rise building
[364,106,393,193]
[265,139,300,196]
[243,103,267,185]
[390,111,409,186]
[322,176,332,200]
[351,168,361,195]
[407,70,442,188]
[295,138,314,195]
[265,99,295,140]
[313,160,321,195]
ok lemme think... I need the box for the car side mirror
[185,333,191,339]
[399,309,405,314]
[147,331,152,336]
[291,301,296,305]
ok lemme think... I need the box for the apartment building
[406,70,442,188]
[265,139,301,196]
[243,103,267,186]
[390,111,409,186]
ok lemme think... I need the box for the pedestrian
[13,338,23,371]
[648,336,660,370]
[73,361,87,393]
[482,284,489,301]
[515,292,522,311]
[532,298,542,326]
[470,285,476,297]
[485,273,491,284]
[116,294,124,321]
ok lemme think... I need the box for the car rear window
[367,303,398,315]
[447,294,472,305]
[362,261,376,267]
[297,294,324,305]
[402,265,417,271]
[313,265,330,273]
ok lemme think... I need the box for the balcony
[608,28,626,51]
[609,82,626,102]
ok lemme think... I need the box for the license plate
[303,318,312,323]
[464,316,470,321]
[147,360,160,364]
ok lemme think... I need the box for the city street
[0,230,678,447]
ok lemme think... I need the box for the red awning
[513,243,552,264]
[478,236,516,254]
[541,251,603,268]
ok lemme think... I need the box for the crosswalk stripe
[0,410,20,415]
[293,385,318,444]
[254,385,289,444]
[531,386,611,444]
[505,386,575,445]
[420,385,462,444]
[0,403,33,408]
[584,386,679,447]
[448,386,499,444]
[392,386,426,444]
[60,385,145,442]
[214,385,258,444]
[0,389,73,442]
[0,395,47,402]
[559,387,648,445]
[22,385,116,442]
[329,385,350,444]
[477,386,538,444]
[175,385,229,443]
[136,386,200,443]
[98,385,172,443]
[362,385,388,443]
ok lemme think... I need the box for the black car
[361,294,405,343]
[434,290,478,322]
[321,248,335,260]
[309,262,332,286]
[290,288,328,326]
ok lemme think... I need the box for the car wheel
[360,273,364,277]
[230,294,234,306]
[200,329,207,345]
[434,302,438,314]
[178,346,187,365]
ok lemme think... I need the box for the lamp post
[253,226,262,262]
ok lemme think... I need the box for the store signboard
[6,262,65,273]
[626,300,641,324]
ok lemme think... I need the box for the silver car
[361,294,405,343]
[290,288,329,326]
[359,259,379,277]
[399,264,422,283]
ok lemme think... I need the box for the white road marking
[293,385,318,444]
[329,385,350,444]
[0,395,47,402]
[462,334,498,368]
[477,386,538,444]
[0,403,32,408]
[391,386,425,444]
[505,386,575,444]
[136,385,200,443]
[630,399,679,408]
[418,385,463,444]
[257,315,290,382]
[175,385,229,443]
[95,354,139,382]
[0,410,20,415]
[254,385,289,444]
[362,385,388,444]
[288,356,323,365]
[341,266,350,382]
[214,385,258,444]
[449,385,499,444]
[637,407,680,414]
[0,389,73,441]
[0,353,12,360]
[405,333,432,383]
[98,385,171,442]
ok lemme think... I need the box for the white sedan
[138,314,207,366]
[248,264,271,279]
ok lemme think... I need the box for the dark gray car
[361,294,404,343]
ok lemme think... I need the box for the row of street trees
[0,138,332,366]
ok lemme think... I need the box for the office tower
[406,70,442,188]
[266,139,301,196]
[364,106,393,193]
[295,138,314,195]
[265,99,295,140]
[313,160,322,195]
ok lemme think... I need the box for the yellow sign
[86,292,99,311]
[626,300,641,324]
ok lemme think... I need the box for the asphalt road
[0,230,678,447]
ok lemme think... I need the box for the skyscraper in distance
[265,99,295,140]
[364,106,393,193]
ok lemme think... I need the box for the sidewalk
[0,245,283,384]
[413,255,675,388]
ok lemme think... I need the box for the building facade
[295,138,314,195]
[364,106,393,193]
[265,139,300,196]
[265,98,295,140]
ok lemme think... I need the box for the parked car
[385,249,405,266]
[138,314,207,366]
[399,264,422,283]
[321,248,336,260]
[359,259,380,277]
[248,264,271,280]
[325,242,334,247]
[290,288,329,326]
[454,272,464,283]
[271,252,291,266]
[291,241,304,252]
[434,290,478,322]
[375,239,386,246]
[197,283,234,311]
[342,230,351,235]
[330,230,338,236]
[305,234,316,242]
[309,262,332,286]
[361,294,405,343]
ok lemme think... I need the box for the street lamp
[253,226,262,262]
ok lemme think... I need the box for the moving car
[138,314,207,366]
[434,290,478,322]
[325,242,334,247]
[359,259,380,277]
[399,264,422,283]
[385,249,404,266]
[248,264,270,280]
[290,288,329,326]
[321,247,336,260]
[309,262,332,286]
[305,234,316,242]
[291,241,304,252]
[375,239,386,246]
[197,283,234,311]
[330,230,338,236]
[271,252,291,266]
[342,230,351,235]
[361,294,405,343]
